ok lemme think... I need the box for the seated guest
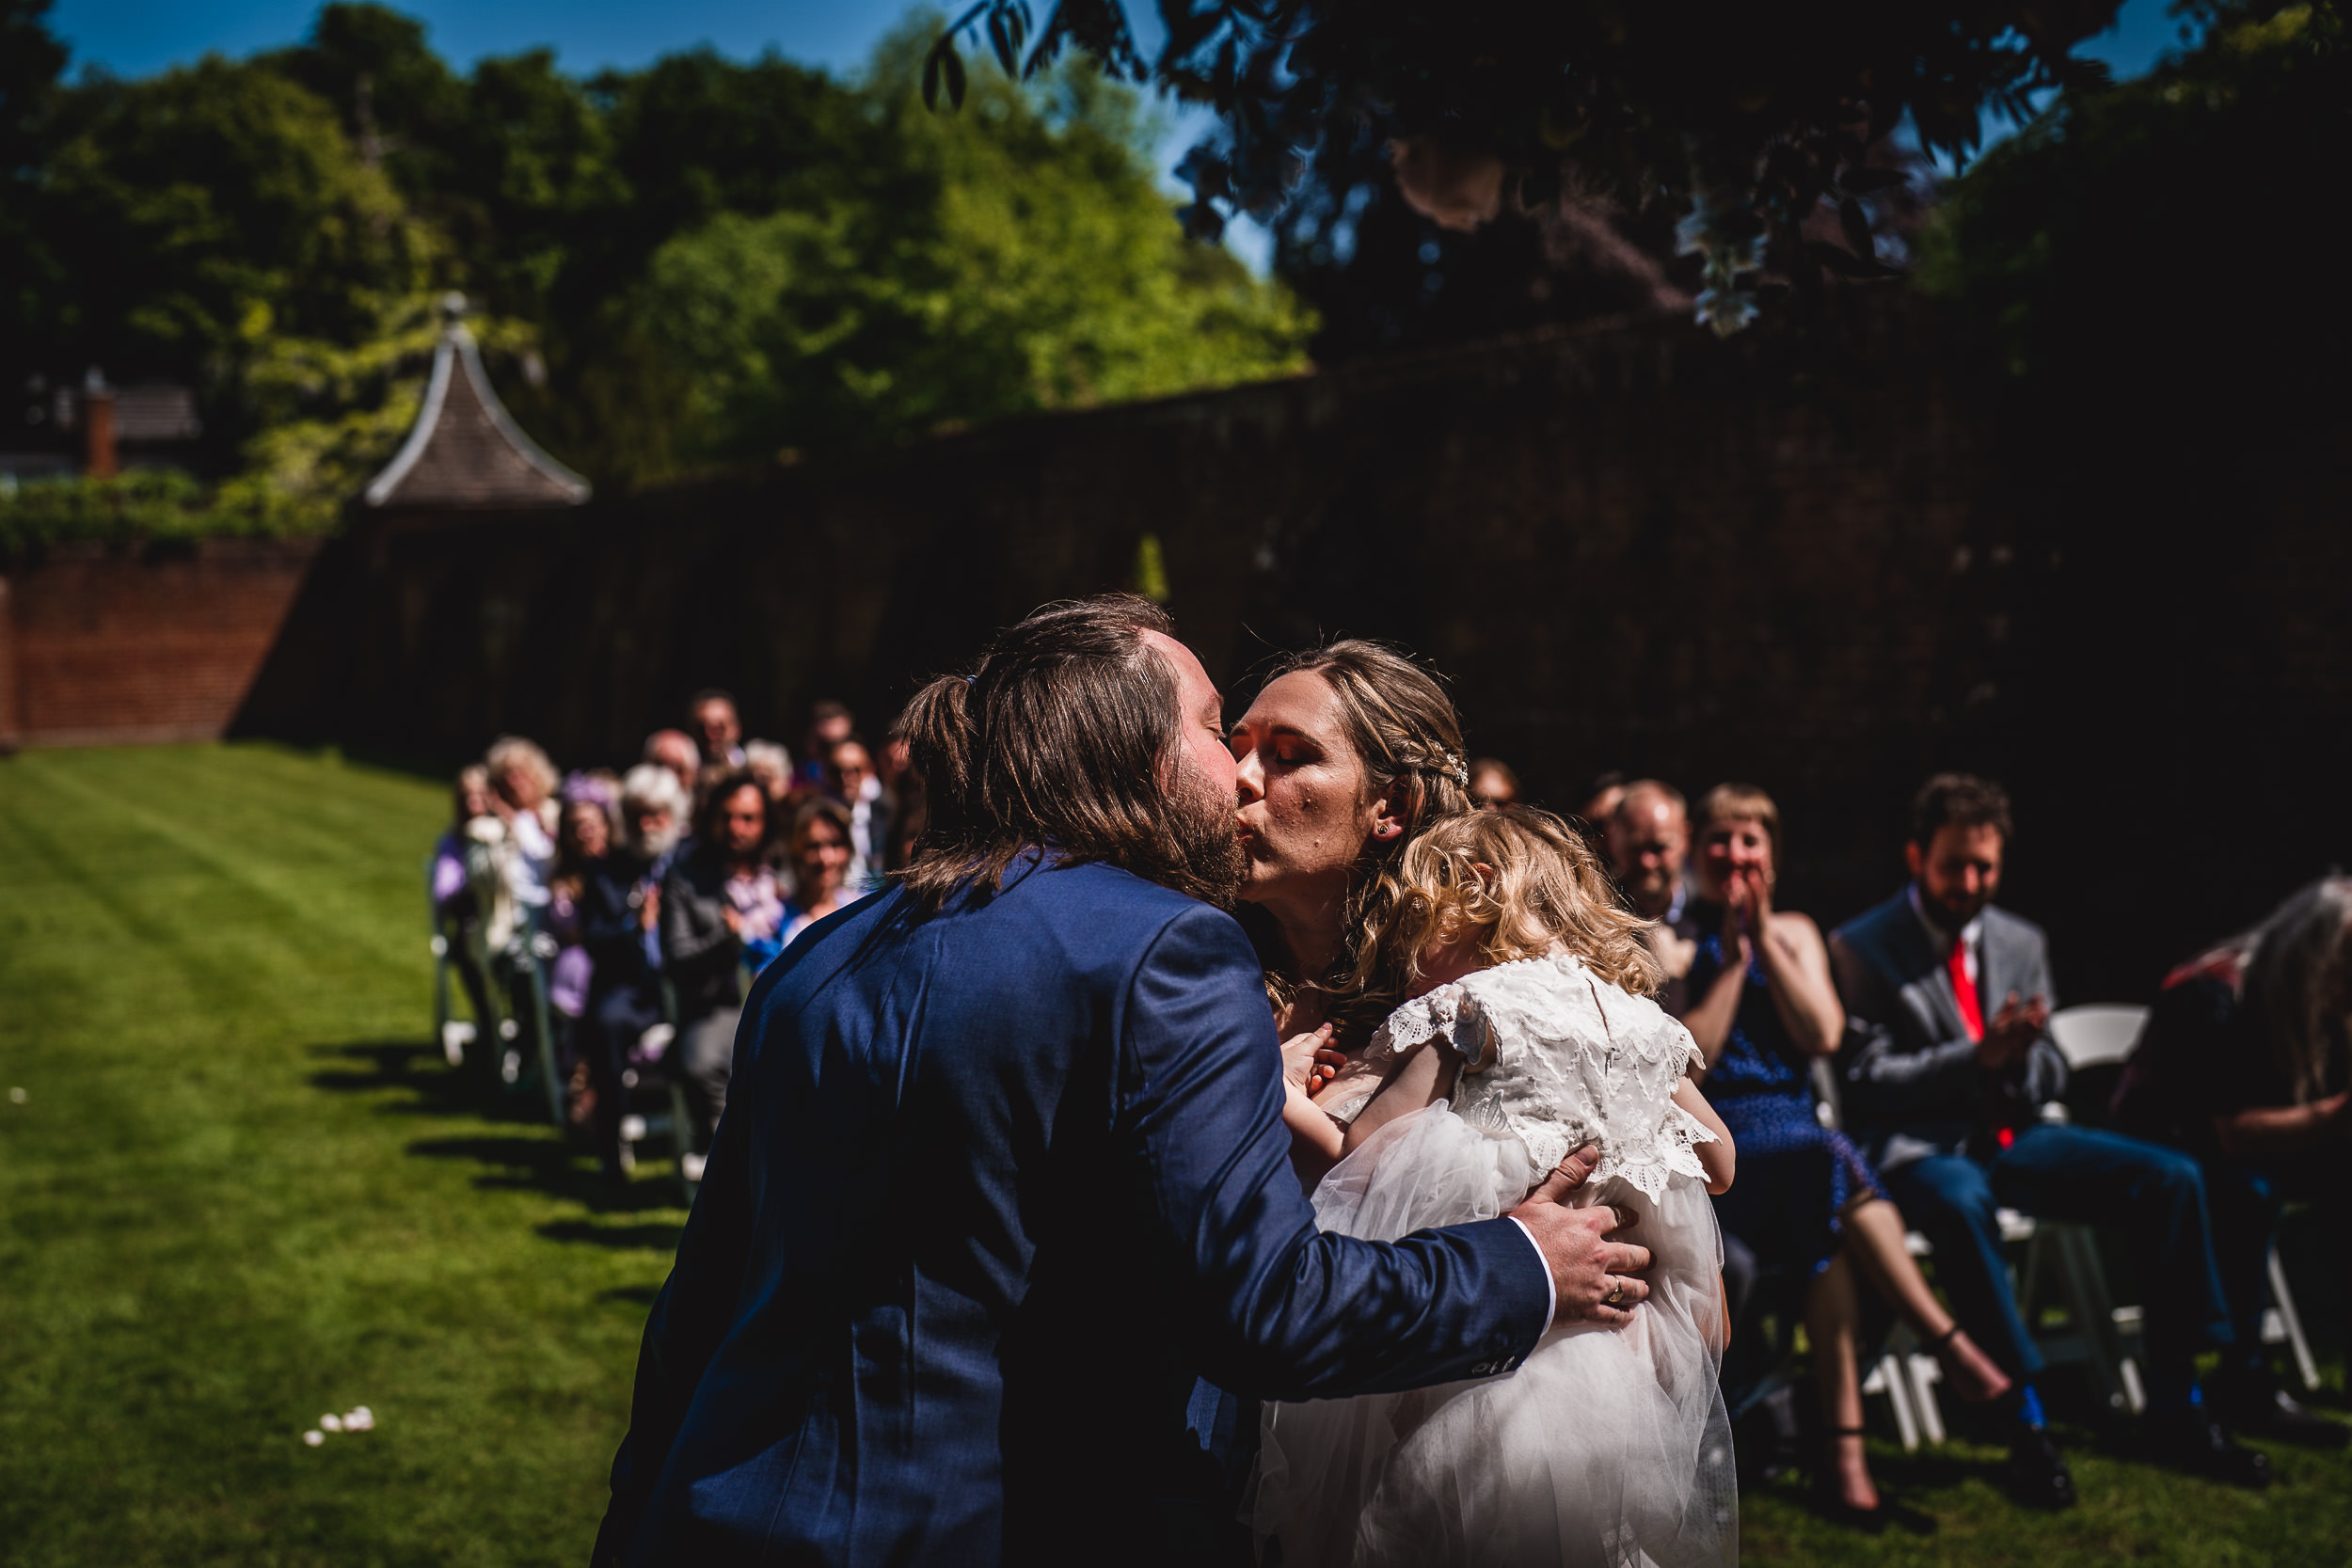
[642,729,701,809]
[429,765,500,1031]
[1607,779,1698,1014]
[743,739,794,806]
[798,699,855,791]
[1679,783,2010,1521]
[1578,770,1628,842]
[880,719,926,871]
[781,797,855,943]
[1832,773,2268,1502]
[2111,878,2352,1446]
[485,736,561,918]
[690,688,748,769]
[662,771,784,1151]
[548,788,611,1128]
[1466,756,1520,810]
[580,766,686,1179]
[825,736,893,894]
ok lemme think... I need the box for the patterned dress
[1689,916,1885,1277]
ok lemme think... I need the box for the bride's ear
[1367,789,1407,843]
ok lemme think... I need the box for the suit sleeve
[2009,937,2068,1109]
[1119,904,1550,1402]
[1829,929,1984,1121]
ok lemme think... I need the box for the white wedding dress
[1253,951,1738,1568]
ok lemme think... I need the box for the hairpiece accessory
[1443,752,1469,788]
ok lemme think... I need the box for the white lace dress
[1254,951,1738,1568]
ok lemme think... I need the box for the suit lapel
[1885,894,1971,1043]
[1977,912,2020,1014]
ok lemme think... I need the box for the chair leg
[528,961,564,1129]
[1905,1355,1948,1446]
[2053,1227,2136,1416]
[669,1078,701,1203]
[1874,1352,1921,1451]
[2267,1245,2323,1393]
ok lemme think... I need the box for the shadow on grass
[405,1132,685,1216]
[307,1038,690,1237]
[308,1040,548,1125]
[601,1285,663,1307]
[538,1220,686,1252]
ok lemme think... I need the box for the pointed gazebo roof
[363,295,590,511]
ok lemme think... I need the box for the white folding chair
[2048,1005,2149,1075]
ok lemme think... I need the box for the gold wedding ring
[1605,1280,1626,1307]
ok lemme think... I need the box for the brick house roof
[363,307,589,510]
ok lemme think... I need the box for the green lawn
[1,744,2344,1565]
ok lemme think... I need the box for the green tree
[628,24,1311,470]
[1919,1,2348,416]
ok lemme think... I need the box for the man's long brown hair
[897,594,1237,912]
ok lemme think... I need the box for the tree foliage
[929,0,2127,340]
[632,24,1309,467]
[1919,0,2348,427]
[0,1,1312,524]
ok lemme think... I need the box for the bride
[1228,644,1738,1567]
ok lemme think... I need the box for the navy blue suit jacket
[595,856,1549,1565]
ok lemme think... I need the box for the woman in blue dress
[1677,784,2010,1522]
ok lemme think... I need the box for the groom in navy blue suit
[594,596,1654,1566]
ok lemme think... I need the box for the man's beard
[1165,753,1248,911]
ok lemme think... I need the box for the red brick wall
[0,539,320,749]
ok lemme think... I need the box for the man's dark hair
[809,698,852,725]
[688,687,737,712]
[898,594,1225,912]
[1910,772,2014,849]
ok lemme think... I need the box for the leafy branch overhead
[929,0,2133,331]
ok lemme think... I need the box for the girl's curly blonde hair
[1368,805,1663,1000]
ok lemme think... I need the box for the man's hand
[1505,1145,1651,1328]
[1978,991,2049,1071]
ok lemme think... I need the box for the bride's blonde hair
[1368,806,1662,999]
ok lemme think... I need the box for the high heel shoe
[1926,1322,2011,1404]
[1813,1427,1889,1532]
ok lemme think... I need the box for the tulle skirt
[1254,1104,1738,1568]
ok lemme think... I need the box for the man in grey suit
[1830,774,2267,1504]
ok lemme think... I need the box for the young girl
[1259,806,1739,1568]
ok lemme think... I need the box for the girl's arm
[1279,1024,1345,1185]
[1339,1038,1460,1156]
[1281,1079,1345,1172]
[1672,1076,1736,1195]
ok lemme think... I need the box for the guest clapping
[1832,774,2267,1501]
[580,765,685,1178]
[2111,877,2352,1446]
[1679,783,2010,1522]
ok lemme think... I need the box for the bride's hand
[1280,1022,1343,1093]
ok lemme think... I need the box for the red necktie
[1947,934,1984,1044]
